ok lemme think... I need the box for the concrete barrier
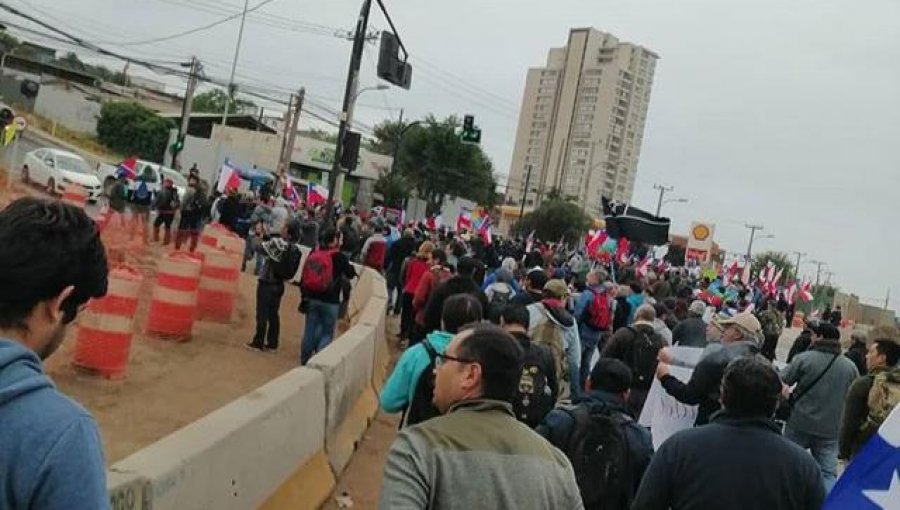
[308,322,379,475]
[106,266,390,509]
[108,368,331,510]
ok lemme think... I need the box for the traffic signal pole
[325,0,372,225]
[172,56,199,168]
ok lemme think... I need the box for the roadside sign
[13,116,26,131]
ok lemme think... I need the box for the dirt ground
[45,243,313,463]
[321,316,402,510]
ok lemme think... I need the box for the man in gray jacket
[380,323,584,509]
[780,321,859,492]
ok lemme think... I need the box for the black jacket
[844,341,867,376]
[510,331,558,427]
[660,340,759,426]
[787,331,812,363]
[387,237,415,277]
[671,316,708,348]
[422,275,490,335]
[537,390,653,499]
[510,289,542,307]
[632,413,825,510]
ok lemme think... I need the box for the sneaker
[264,347,278,354]
[244,342,264,352]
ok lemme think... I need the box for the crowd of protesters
[369,222,900,509]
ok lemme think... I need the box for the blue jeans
[300,299,339,365]
[784,426,838,492]
[579,323,603,389]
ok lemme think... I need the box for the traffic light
[377,32,412,90]
[169,134,185,155]
[460,114,481,144]
[341,131,361,172]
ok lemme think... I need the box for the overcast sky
[7,0,899,311]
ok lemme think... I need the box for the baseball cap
[543,279,569,299]
[806,320,841,340]
[719,312,762,335]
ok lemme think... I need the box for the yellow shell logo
[692,224,711,241]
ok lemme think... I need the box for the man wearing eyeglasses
[380,323,584,509]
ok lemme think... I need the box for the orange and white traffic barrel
[61,184,88,208]
[73,266,143,378]
[197,245,241,322]
[218,232,244,255]
[146,252,201,340]
[199,222,229,248]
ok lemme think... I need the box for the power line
[92,0,280,46]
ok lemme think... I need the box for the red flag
[456,213,472,232]
[615,237,631,265]
[586,229,609,256]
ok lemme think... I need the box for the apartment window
[578,104,596,113]
[529,129,541,136]
[585,69,602,76]
[580,87,599,94]
[533,113,546,120]
[576,114,593,123]
[541,70,558,76]
[538,87,554,94]
[531,121,547,128]
[581,95,597,104]
[539,78,555,86]
[581,78,600,87]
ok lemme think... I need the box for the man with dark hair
[0,198,110,509]
[422,255,490,335]
[380,323,583,509]
[839,338,900,461]
[500,303,558,427]
[511,267,548,306]
[538,358,653,509]
[299,227,356,364]
[633,357,825,510]
[246,219,302,353]
[780,320,859,491]
[381,294,484,427]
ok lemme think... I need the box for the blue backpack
[134,180,150,201]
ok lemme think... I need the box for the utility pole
[279,93,295,166]
[809,259,825,287]
[653,184,673,217]
[221,0,250,128]
[884,287,891,312]
[744,224,764,261]
[172,56,199,168]
[325,0,372,225]
[280,88,304,175]
[389,108,404,173]
[792,251,806,281]
[824,271,834,285]
[518,164,533,223]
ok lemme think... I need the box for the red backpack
[301,249,336,294]
[364,239,387,270]
[582,289,612,331]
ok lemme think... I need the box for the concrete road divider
[308,323,378,475]
[108,368,330,510]
[106,266,390,509]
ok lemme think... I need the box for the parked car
[21,148,102,202]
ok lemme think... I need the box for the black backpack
[271,243,302,281]
[627,326,664,390]
[513,342,556,428]
[402,339,442,428]
[486,283,513,323]
[564,404,634,510]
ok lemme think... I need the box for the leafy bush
[96,102,174,162]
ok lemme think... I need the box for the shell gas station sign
[686,222,715,262]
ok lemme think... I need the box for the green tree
[57,52,86,71]
[0,32,19,53]
[374,171,409,208]
[299,128,338,143]
[751,250,797,282]
[371,115,499,213]
[96,102,175,162]
[514,198,591,244]
[192,88,255,115]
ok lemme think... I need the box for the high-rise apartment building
[507,28,658,216]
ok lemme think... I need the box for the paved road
[2,131,103,217]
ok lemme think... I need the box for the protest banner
[639,364,698,450]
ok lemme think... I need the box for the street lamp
[352,84,389,103]
[660,197,688,213]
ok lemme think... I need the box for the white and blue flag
[825,404,900,509]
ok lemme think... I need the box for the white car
[22,148,102,202]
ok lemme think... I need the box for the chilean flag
[824,405,900,509]
[426,214,442,231]
[115,157,137,180]
[456,213,472,233]
[216,160,241,193]
[586,229,608,257]
[307,184,328,207]
[615,237,631,265]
